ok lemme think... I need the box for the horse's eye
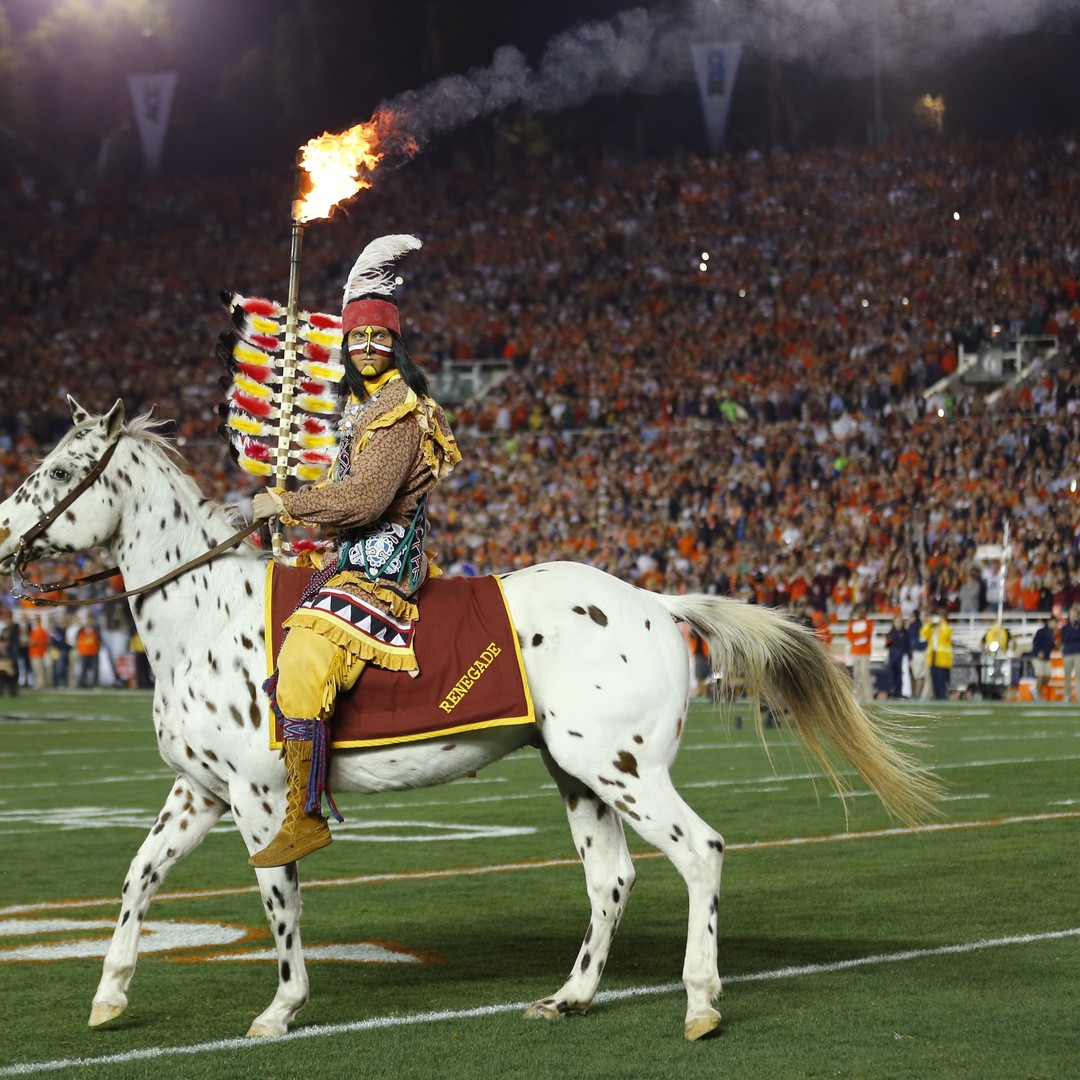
[49,467,69,482]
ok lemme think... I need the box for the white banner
[691,43,742,154]
[127,72,177,176]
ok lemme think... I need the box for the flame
[293,111,395,223]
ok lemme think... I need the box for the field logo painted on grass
[0,918,257,963]
[0,807,168,832]
[0,806,537,843]
[331,819,537,842]
[0,918,433,966]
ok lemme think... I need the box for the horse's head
[0,397,127,574]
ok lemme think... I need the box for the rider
[249,235,460,867]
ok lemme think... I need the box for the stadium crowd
[1,132,1078,649]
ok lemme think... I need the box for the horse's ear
[103,399,126,439]
[67,395,91,425]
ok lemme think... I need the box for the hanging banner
[690,43,742,153]
[127,72,178,176]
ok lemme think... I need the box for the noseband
[12,437,121,591]
[11,435,260,607]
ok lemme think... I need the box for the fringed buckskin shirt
[277,371,460,674]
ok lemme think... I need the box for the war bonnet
[341,234,422,337]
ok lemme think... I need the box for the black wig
[338,294,430,401]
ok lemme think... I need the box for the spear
[268,113,397,555]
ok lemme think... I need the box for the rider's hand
[252,490,283,521]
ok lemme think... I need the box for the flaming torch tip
[270,112,403,552]
[292,112,395,224]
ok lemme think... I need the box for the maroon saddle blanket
[265,563,535,749]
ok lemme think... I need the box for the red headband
[342,298,400,337]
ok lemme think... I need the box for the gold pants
[275,626,366,721]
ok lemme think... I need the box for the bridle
[11,434,261,608]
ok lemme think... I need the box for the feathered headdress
[217,236,423,483]
[217,292,344,481]
[341,234,422,337]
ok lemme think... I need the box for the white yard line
[957,733,1079,741]
[12,772,173,788]
[680,752,1080,792]
[1,927,1076,1076]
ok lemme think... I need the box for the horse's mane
[124,411,255,534]
[124,411,182,457]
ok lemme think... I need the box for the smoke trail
[387,7,686,143]
[382,0,1080,143]
[750,0,1080,69]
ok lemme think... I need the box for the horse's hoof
[524,996,588,1021]
[88,1001,126,1027]
[684,1008,722,1041]
[524,997,561,1021]
[246,1021,288,1038]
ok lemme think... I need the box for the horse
[0,398,938,1042]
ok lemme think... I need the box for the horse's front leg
[230,784,309,1037]
[90,774,226,1027]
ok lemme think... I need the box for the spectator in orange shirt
[808,603,834,649]
[846,604,875,700]
[76,620,101,688]
[27,617,49,690]
[831,574,854,620]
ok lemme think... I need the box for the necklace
[338,390,383,443]
[335,389,388,481]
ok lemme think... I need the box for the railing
[958,334,1059,390]
[831,610,1051,664]
[830,609,1062,699]
[428,359,513,405]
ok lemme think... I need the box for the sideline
[2,809,1078,917]
[1,927,1076,1076]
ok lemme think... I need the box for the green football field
[0,691,1077,1079]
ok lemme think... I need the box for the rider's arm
[280,419,421,530]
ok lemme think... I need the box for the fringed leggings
[266,627,366,822]
[274,626,366,722]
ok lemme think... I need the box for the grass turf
[0,691,1077,1078]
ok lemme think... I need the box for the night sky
[4,0,1080,176]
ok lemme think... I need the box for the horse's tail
[655,593,941,827]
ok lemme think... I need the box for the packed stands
[1,134,1078,654]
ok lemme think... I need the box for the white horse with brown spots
[0,399,938,1041]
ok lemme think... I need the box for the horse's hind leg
[524,750,637,1022]
[544,737,725,1040]
[612,771,725,1041]
[90,774,226,1027]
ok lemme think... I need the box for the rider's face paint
[347,325,394,378]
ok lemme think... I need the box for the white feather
[342,234,423,303]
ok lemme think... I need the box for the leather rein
[11,437,261,608]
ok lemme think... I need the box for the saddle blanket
[265,563,535,749]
